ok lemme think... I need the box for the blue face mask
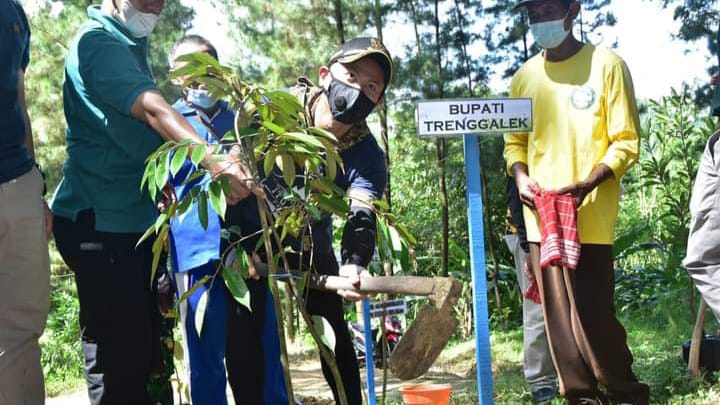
[186,88,218,109]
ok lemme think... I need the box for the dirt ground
[46,341,477,405]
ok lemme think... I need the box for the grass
[461,294,720,404]
[41,276,84,396]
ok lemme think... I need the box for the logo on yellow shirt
[570,86,596,110]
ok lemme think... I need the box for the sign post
[415,98,533,405]
[362,298,377,405]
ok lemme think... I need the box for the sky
[182,0,712,100]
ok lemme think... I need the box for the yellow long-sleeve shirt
[504,44,640,244]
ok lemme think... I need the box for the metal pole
[363,299,377,405]
[463,134,494,404]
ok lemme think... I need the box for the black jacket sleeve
[340,206,377,267]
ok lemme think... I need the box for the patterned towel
[524,191,581,304]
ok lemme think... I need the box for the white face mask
[186,88,218,110]
[114,0,159,38]
[529,13,570,49]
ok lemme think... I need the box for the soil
[46,341,477,405]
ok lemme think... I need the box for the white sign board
[369,299,407,318]
[416,98,533,137]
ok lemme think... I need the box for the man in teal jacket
[51,1,260,404]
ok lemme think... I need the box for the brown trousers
[528,243,649,405]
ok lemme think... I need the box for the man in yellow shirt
[504,1,648,404]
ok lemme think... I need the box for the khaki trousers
[528,243,648,405]
[0,168,50,405]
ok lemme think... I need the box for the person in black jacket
[224,37,392,405]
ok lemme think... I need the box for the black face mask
[324,73,377,124]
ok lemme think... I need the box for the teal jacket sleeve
[77,30,156,116]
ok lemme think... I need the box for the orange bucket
[400,384,452,405]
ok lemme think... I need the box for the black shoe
[532,387,557,404]
[568,393,609,405]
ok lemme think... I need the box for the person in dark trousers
[0,1,52,404]
[505,1,648,404]
[51,1,260,404]
[165,35,288,405]
[290,36,391,405]
[505,179,558,404]
[223,37,392,405]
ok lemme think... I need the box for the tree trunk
[333,0,345,44]
[453,0,474,96]
[436,139,449,277]
[374,0,392,211]
[409,0,422,54]
[434,0,449,277]
[284,284,296,341]
[479,153,503,315]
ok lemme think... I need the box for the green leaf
[221,131,236,143]
[315,195,349,216]
[264,149,278,175]
[208,182,227,220]
[198,191,209,229]
[217,175,232,196]
[137,224,157,248]
[284,132,324,148]
[173,341,184,362]
[399,242,411,272]
[174,51,222,70]
[177,195,193,217]
[171,145,189,177]
[150,224,168,288]
[373,199,390,211]
[310,178,333,194]
[312,315,336,353]
[223,252,252,312]
[394,223,417,246]
[296,271,308,295]
[375,217,391,260]
[141,159,156,191]
[177,275,210,306]
[181,169,206,186]
[155,154,169,190]
[191,144,208,167]
[261,121,286,135]
[388,225,403,254]
[154,211,168,233]
[308,127,339,142]
[318,138,343,178]
[281,154,296,187]
[326,148,337,180]
[266,90,304,113]
[194,289,209,337]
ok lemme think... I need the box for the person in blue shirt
[168,36,391,405]
[0,1,51,404]
[167,35,288,405]
[51,2,261,404]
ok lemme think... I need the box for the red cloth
[524,191,581,304]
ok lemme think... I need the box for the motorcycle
[348,315,403,367]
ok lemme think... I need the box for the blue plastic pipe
[362,298,377,405]
[463,134,494,404]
